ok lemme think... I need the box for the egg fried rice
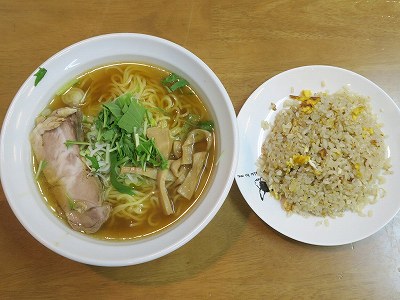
[257,88,391,217]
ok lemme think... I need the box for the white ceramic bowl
[0,33,238,266]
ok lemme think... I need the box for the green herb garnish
[86,155,100,170]
[35,160,48,180]
[34,67,47,86]
[110,152,134,195]
[77,92,169,194]
[66,194,78,211]
[117,99,146,133]
[95,93,167,170]
[181,114,214,137]
[64,140,91,148]
[198,120,214,132]
[162,73,189,92]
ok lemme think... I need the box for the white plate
[235,65,400,246]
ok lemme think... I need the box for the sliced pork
[30,107,111,233]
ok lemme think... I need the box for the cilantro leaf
[110,152,134,195]
[170,79,189,91]
[103,102,122,119]
[162,73,189,92]
[102,129,115,142]
[34,67,47,86]
[86,155,100,170]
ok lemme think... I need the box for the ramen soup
[30,63,215,240]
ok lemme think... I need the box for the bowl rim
[0,33,239,266]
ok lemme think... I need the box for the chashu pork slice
[30,107,111,233]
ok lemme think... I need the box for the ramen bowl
[0,33,238,266]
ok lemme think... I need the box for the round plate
[235,65,400,246]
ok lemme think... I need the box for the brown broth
[34,62,215,241]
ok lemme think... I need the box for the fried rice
[257,88,391,217]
